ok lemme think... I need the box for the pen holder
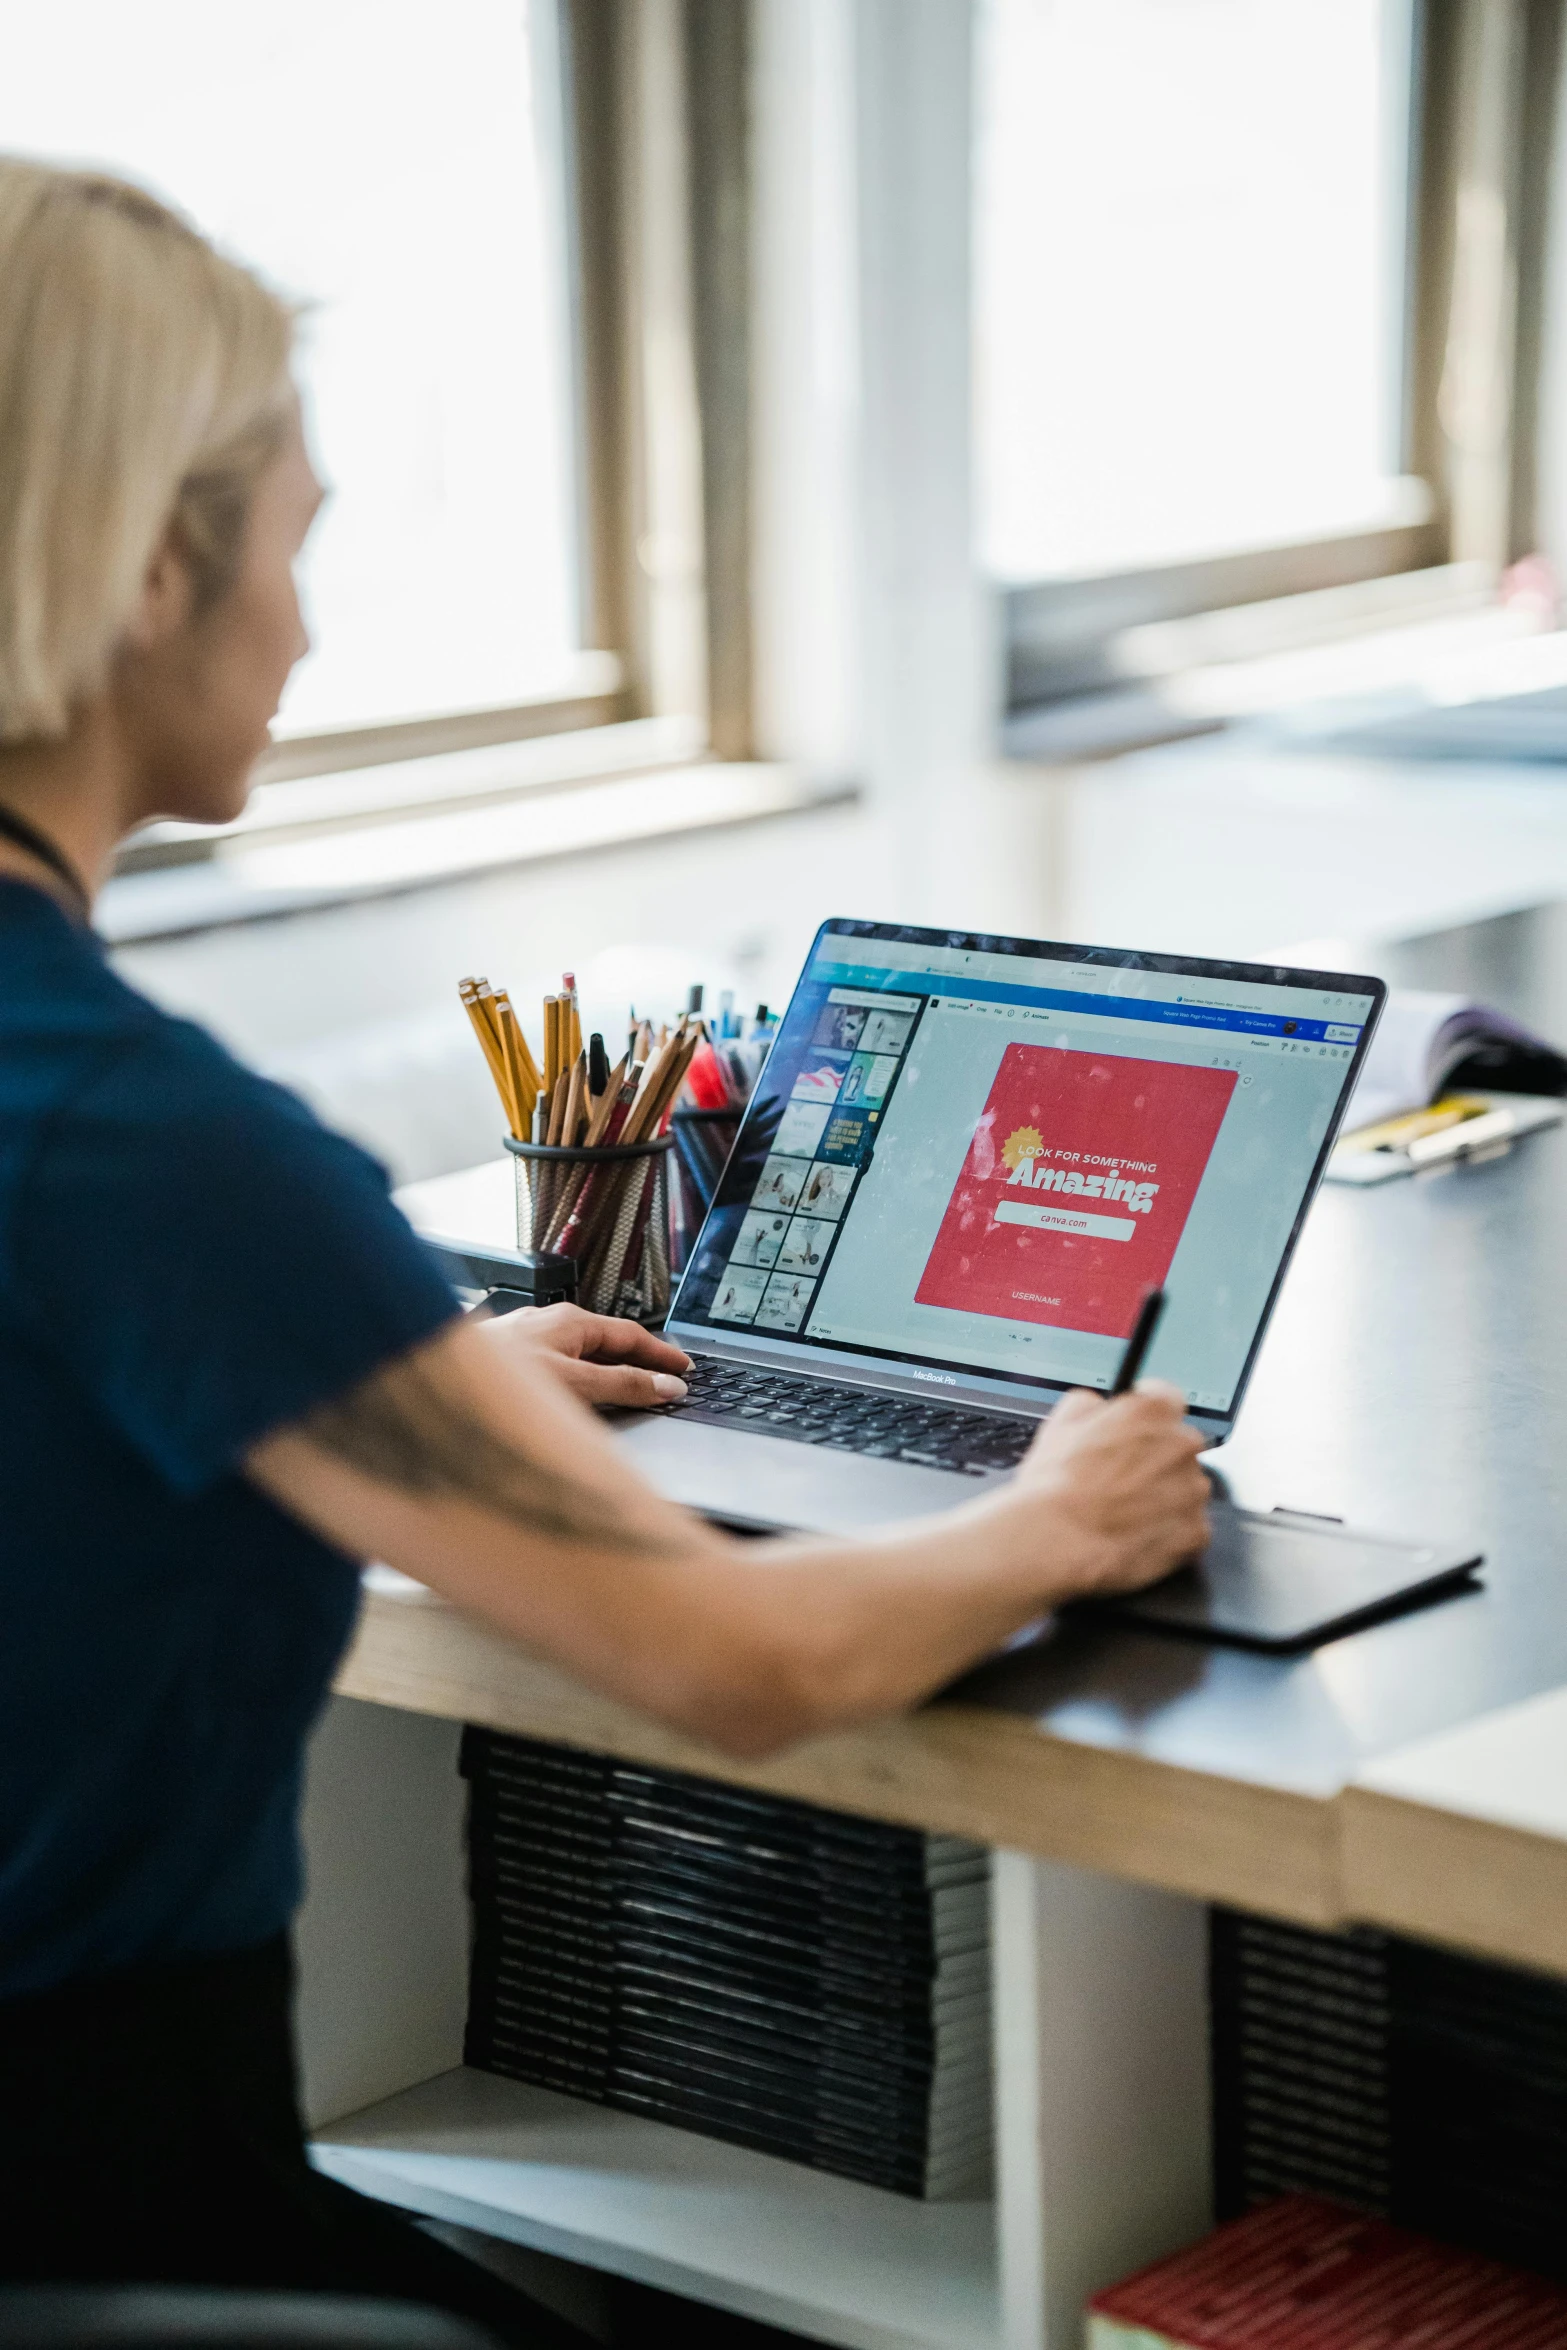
[669,1105,742,1271]
[505,1133,674,1324]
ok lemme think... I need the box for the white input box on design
[993,1201,1137,1242]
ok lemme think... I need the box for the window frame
[119,0,756,874]
[997,0,1565,725]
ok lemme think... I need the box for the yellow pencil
[475,983,524,1137]
[561,1051,587,1151]
[460,978,520,1137]
[552,1066,575,1146]
[494,995,537,1135]
[543,996,561,1098]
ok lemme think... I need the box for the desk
[298,902,1567,2350]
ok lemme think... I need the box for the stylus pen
[1112,1289,1166,1394]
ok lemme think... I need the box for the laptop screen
[668,921,1383,1418]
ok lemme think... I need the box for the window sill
[116,712,704,872]
[1003,564,1553,766]
[98,759,858,945]
[249,652,629,787]
[1003,498,1445,709]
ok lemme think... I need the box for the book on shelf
[1087,2194,1567,2349]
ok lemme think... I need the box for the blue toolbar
[813,963,1364,1045]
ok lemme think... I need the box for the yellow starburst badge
[1000,1125,1043,1173]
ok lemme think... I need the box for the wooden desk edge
[336,1585,1341,1929]
[1339,1783,1567,1977]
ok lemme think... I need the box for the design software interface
[672,928,1378,1411]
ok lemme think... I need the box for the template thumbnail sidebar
[707,988,922,1333]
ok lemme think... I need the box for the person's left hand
[479,1302,691,1409]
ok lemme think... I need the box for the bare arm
[245,1312,1209,1758]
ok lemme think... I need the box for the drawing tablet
[1081,1503,1483,1654]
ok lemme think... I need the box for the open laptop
[614,918,1385,1536]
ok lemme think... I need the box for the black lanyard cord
[0,800,92,921]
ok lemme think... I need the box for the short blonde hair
[0,158,295,742]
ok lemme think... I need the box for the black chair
[0,2287,501,2350]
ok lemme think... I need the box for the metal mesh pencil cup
[504,1133,673,1323]
[669,1104,741,1272]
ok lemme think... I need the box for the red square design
[914,1043,1237,1338]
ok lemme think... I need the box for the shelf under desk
[297,1689,1207,2350]
[314,2067,998,2350]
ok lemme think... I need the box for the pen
[1111,1289,1165,1395]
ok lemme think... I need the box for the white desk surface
[1352,1682,1567,1836]
[398,1158,515,1250]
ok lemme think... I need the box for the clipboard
[1078,1501,1483,1654]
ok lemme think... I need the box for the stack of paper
[1210,1910,1392,2219]
[1087,2196,1567,2348]
[461,1730,993,2199]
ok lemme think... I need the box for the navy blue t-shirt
[0,880,459,1998]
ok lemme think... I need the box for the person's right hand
[1010,1381,1211,1597]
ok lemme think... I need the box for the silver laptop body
[615,918,1384,1536]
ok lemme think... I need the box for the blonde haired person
[0,161,1208,2323]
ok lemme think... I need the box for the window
[2,0,584,740]
[975,0,1421,585]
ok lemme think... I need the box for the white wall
[114,801,869,1183]
[750,0,862,778]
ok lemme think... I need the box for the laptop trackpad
[611,1414,988,1535]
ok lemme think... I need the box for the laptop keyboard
[665,1357,1038,1478]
